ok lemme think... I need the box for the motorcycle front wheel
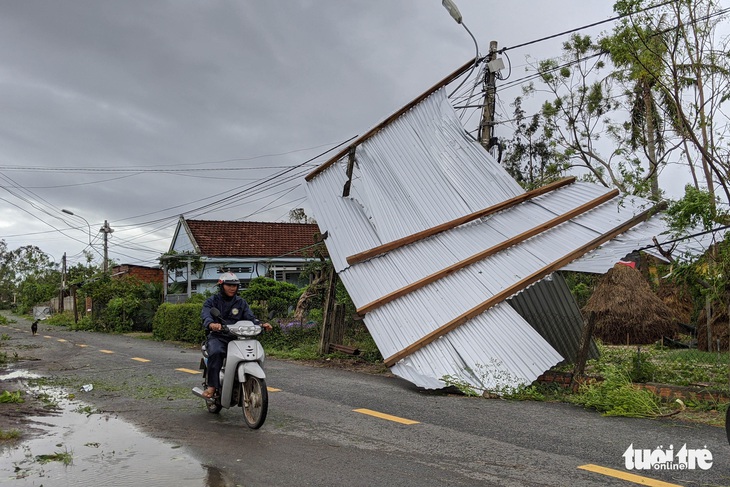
[241,375,268,429]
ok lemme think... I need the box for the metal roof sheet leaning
[305,87,720,392]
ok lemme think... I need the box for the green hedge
[152,302,205,343]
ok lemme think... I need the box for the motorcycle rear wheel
[241,375,268,429]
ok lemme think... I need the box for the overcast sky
[0,0,621,268]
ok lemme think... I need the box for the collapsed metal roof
[304,81,718,392]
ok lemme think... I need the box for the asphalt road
[1,314,729,487]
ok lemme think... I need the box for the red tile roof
[184,219,322,258]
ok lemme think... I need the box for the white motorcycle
[192,307,268,429]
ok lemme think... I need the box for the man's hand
[261,322,273,331]
[209,322,223,332]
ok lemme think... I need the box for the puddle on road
[0,371,234,486]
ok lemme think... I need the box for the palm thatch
[656,278,694,325]
[582,263,678,345]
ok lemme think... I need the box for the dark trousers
[206,335,230,390]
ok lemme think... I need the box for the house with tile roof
[163,216,322,300]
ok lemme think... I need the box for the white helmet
[217,272,240,286]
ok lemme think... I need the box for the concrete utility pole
[101,220,114,273]
[479,40,500,151]
[60,252,66,312]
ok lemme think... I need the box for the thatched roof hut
[582,263,678,345]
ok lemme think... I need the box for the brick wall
[113,265,163,284]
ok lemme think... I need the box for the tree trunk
[642,82,660,201]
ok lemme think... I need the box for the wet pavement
[0,370,234,486]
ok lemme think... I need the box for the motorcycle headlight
[231,323,261,337]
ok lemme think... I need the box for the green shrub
[0,315,7,325]
[68,315,93,331]
[629,349,657,383]
[101,297,137,333]
[261,320,320,352]
[44,312,75,327]
[242,277,302,318]
[307,308,323,324]
[133,298,160,332]
[187,293,207,304]
[152,302,205,343]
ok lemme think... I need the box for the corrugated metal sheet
[305,87,715,391]
[508,273,599,362]
[564,214,721,273]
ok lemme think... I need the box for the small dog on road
[31,320,38,336]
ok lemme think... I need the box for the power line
[498,0,680,54]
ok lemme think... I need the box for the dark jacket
[201,292,261,336]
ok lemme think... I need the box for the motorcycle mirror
[211,308,221,319]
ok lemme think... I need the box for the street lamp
[61,208,92,247]
[441,0,481,98]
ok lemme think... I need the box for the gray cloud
[0,0,616,266]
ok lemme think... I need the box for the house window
[273,267,303,286]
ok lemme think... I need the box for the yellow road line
[57,339,67,343]
[578,464,684,487]
[99,349,115,354]
[131,357,150,363]
[267,387,281,392]
[176,368,200,374]
[353,408,419,425]
[43,335,52,339]
[77,344,88,348]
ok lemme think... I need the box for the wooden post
[572,311,597,383]
[706,295,712,352]
[162,263,168,303]
[318,269,338,355]
[71,285,78,324]
[331,303,346,346]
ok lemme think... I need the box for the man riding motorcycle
[200,272,272,398]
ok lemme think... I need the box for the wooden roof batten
[357,188,619,315]
[347,177,577,266]
[305,57,478,183]
[383,202,663,367]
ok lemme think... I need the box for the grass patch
[0,429,21,441]
[73,405,101,416]
[584,342,729,392]
[569,368,666,418]
[123,332,155,340]
[36,449,73,466]
[0,390,24,403]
